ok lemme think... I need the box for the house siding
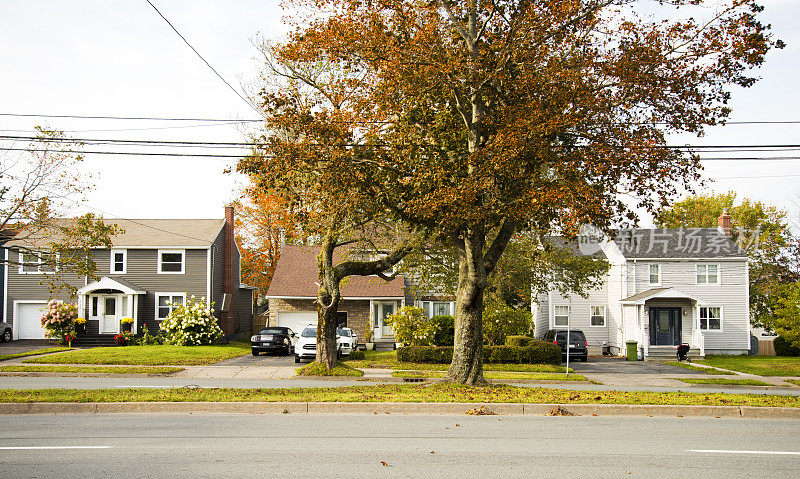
[548,281,612,356]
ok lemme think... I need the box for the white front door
[101,296,119,334]
[373,302,396,339]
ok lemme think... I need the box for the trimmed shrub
[397,341,561,366]
[483,304,533,346]
[159,295,223,346]
[429,315,455,346]
[387,306,434,346]
[347,350,365,360]
[505,335,536,347]
[774,336,800,356]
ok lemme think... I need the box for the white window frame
[589,305,606,327]
[157,249,185,274]
[155,292,186,321]
[696,263,720,285]
[698,306,723,332]
[110,249,127,274]
[554,305,570,327]
[648,264,661,286]
[416,300,454,318]
[17,251,58,275]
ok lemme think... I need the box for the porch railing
[692,328,705,357]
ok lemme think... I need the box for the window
[696,264,719,285]
[91,297,99,317]
[432,302,451,317]
[417,301,454,318]
[648,264,661,285]
[155,293,185,320]
[554,305,569,327]
[111,249,126,274]
[18,251,58,274]
[158,249,184,274]
[699,307,722,331]
[590,306,606,327]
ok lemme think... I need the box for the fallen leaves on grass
[548,405,575,416]
[465,406,497,416]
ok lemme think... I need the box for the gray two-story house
[533,214,750,358]
[4,206,254,343]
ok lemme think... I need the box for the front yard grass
[391,370,588,381]
[785,379,800,387]
[345,350,571,373]
[698,355,800,377]
[1,384,798,408]
[0,347,73,362]
[664,361,733,375]
[22,343,250,366]
[0,365,183,375]
[672,378,772,386]
[296,362,363,377]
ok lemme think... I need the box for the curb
[0,402,799,419]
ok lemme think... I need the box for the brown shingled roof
[267,245,405,298]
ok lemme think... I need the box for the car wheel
[294,355,301,363]
[2,329,10,342]
[252,349,259,356]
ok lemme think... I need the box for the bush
[40,300,78,343]
[137,325,163,346]
[347,350,365,360]
[774,336,800,356]
[483,304,532,346]
[159,296,223,346]
[505,335,536,347]
[397,341,561,366]
[386,306,433,346]
[429,315,455,346]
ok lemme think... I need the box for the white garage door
[16,302,48,339]
[277,311,317,335]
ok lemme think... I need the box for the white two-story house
[533,214,750,359]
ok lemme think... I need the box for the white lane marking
[688,449,800,455]
[0,446,112,450]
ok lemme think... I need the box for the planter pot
[365,342,374,351]
[395,342,403,350]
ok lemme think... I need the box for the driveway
[569,357,699,375]
[0,339,57,357]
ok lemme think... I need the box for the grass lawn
[672,378,772,386]
[392,370,588,381]
[1,384,798,408]
[698,355,800,377]
[664,362,733,375]
[0,347,73,362]
[23,343,250,366]
[296,362,363,377]
[786,379,800,387]
[344,350,570,373]
[0,365,183,375]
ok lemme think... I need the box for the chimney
[717,209,732,236]
[223,205,235,334]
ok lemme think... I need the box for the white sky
[1,1,798,226]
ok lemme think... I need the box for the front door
[649,307,681,346]
[373,302,396,339]
[101,296,118,334]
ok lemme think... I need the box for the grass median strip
[672,378,772,386]
[296,362,363,377]
[23,343,250,366]
[0,347,73,362]
[391,371,588,381]
[345,351,571,373]
[665,362,733,375]
[0,365,184,375]
[786,380,800,387]
[698,356,800,377]
[0,384,798,407]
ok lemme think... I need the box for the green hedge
[774,336,800,357]
[505,335,536,347]
[397,341,561,365]
[347,350,365,360]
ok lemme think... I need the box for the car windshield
[259,328,284,335]
[336,329,351,337]
[301,327,316,338]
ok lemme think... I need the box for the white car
[294,324,347,363]
[337,327,358,355]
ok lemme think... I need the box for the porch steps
[647,346,703,361]
[374,341,397,352]
[72,334,118,348]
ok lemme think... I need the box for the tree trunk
[316,236,340,371]
[445,228,488,386]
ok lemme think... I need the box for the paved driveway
[0,339,57,356]
[569,357,698,375]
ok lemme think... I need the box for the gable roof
[620,287,706,305]
[267,245,405,299]
[77,276,146,295]
[7,218,225,249]
[610,228,747,259]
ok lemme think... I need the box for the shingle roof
[7,218,225,249]
[611,228,747,259]
[544,236,607,259]
[267,245,405,299]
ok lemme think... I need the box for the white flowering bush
[159,295,223,346]
[40,299,78,342]
[386,306,435,346]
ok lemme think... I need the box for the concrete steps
[646,346,702,360]
[72,334,118,348]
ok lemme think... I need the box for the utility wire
[144,0,264,119]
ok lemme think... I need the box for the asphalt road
[1,414,798,478]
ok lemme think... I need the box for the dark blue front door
[649,307,682,346]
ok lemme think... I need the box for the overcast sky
[1,1,798,226]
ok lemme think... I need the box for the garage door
[277,311,317,335]
[16,302,48,339]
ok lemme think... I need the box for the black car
[0,322,11,342]
[542,329,588,362]
[251,327,295,356]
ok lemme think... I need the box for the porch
[76,277,146,337]
[620,287,706,359]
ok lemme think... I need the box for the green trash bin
[626,341,638,361]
